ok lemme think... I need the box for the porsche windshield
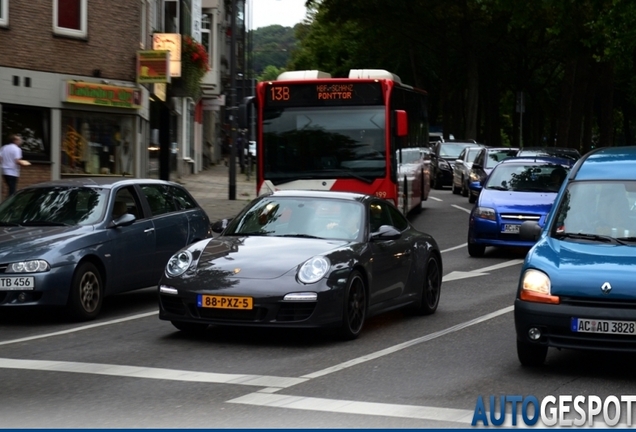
[262,106,386,184]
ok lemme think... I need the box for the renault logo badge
[601,282,612,294]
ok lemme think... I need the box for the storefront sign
[65,81,142,109]
[152,33,182,78]
[137,50,171,84]
[153,83,167,102]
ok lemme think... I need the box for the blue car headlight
[166,251,193,277]
[6,260,50,273]
[298,256,330,284]
[475,207,496,221]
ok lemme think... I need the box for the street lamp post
[228,0,237,200]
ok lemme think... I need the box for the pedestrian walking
[0,134,29,197]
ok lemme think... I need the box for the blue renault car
[515,146,636,366]
[467,156,574,257]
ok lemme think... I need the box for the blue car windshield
[485,164,569,192]
[0,187,108,226]
[552,181,636,238]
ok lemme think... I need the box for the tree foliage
[250,25,297,75]
[295,0,636,149]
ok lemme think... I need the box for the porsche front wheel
[338,271,367,340]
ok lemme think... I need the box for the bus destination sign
[265,82,384,107]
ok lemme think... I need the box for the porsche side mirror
[211,218,232,234]
[371,225,402,241]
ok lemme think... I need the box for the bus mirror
[238,96,255,129]
[394,110,408,137]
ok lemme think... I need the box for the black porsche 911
[158,190,442,339]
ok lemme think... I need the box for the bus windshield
[262,106,386,184]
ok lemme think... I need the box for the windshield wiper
[278,233,322,239]
[554,232,626,245]
[319,169,375,184]
[616,236,636,243]
[21,220,70,227]
[487,185,508,191]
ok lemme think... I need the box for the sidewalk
[175,162,257,222]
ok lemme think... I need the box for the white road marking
[443,271,487,282]
[0,357,307,388]
[451,204,472,214]
[440,243,467,253]
[301,306,513,379]
[428,196,443,201]
[227,392,474,424]
[0,311,158,347]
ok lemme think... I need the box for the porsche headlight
[298,256,330,284]
[6,260,50,273]
[475,207,496,221]
[522,269,551,294]
[166,251,193,277]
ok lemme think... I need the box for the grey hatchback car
[0,178,210,320]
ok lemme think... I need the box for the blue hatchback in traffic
[514,146,636,366]
[467,156,574,257]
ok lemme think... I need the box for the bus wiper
[554,232,626,245]
[321,169,374,184]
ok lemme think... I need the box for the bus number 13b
[271,87,290,101]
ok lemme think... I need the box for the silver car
[452,146,484,196]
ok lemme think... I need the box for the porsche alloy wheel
[413,255,441,315]
[339,271,367,340]
[68,262,102,321]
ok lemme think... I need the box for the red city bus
[241,69,431,214]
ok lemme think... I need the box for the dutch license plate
[197,294,253,310]
[571,318,636,335]
[0,276,35,291]
[502,224,520,234]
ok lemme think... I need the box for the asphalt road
[1,188,635,428]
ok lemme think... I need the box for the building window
[140,0,148,48]
[61,112,135,176]
[163,0,179,33]
[0,0,8,26]
[202,13,211,69]
[53,0,87,38]
[1,104,51,162]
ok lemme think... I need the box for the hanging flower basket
[181,35,210,98]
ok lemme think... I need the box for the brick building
[0,0,150,198]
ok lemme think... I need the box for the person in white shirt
[0,134,25,196]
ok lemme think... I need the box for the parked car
[452,146,485,196]
[430,140,480,189]
[0,178,211,320]
[515,146,636,366]
[467,147,519,203]
[158,190,442,340]
[516,147,581,162]
[467,156,573,257]
[397,147,431,212]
